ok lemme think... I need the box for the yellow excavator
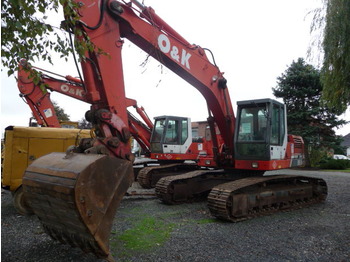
[1,126,91,214]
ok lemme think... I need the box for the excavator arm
[72,0,235,165]
[17,59,153,154]
[17,60,86,127]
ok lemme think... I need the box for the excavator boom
[18,59,153,154]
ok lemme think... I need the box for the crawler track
[207,175,327,222]
[137,163,199,188]
[155,170,238,204]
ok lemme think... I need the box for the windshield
[237,106,268,142]
[151,118,165,143]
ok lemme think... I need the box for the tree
[52,100,70,121]
[78,118,92,129]
[1,0,94,76]
[272,58,346,166]
[310,0,350,113]
[30,100,69,126]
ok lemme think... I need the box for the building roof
[341,133,350,147]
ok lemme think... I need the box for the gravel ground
[2,169,350,262]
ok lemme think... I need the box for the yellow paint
[1,126,91,192]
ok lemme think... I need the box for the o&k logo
[158,34,191,70]
[60,84,84,98]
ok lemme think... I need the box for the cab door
[162,118,191,154]
[269,103,287,160]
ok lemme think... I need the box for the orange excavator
[20,0,328,261]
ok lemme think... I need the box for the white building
[341,133,350,157]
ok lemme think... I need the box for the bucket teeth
[23,152,134,259]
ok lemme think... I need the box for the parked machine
[19,1,327,261]
[1,63,96,215]
[1,126,91,214]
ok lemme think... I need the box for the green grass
[110,203,218,259]
[322,168,350,173]
[111,215,174,255]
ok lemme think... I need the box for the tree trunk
[304,144,311,168]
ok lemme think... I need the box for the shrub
[309,148,328,167]
[320,159,350,170]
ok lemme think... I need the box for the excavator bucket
[22,152,134,260]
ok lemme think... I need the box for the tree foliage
[272,58,346,166]
[52,100,70,121]
[310,0,350,113]
[78,117,92,129]
[1,0,95,76]
[30,100,70,124]
[321,0,350,113]
[2,0,67,75]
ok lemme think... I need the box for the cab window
[164,119,179,143]
[151,119,165,143]
[181,119,188,144]
[237,106,268,142]
[271,105,285,145]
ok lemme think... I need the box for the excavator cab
[150,116,192,155]
[234,99,287,162]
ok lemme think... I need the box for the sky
[1,0,349,137]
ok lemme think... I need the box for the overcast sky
[1,0,349,137]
